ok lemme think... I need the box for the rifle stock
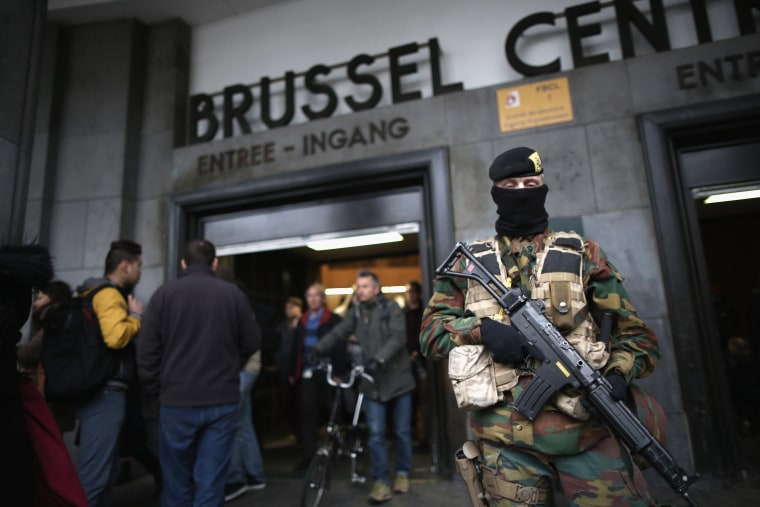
[435,242,700,506]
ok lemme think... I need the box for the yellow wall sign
[497,77,574,132]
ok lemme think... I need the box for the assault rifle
[436,242,700,507]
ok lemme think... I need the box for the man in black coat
[137,239,260,506]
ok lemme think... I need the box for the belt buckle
[516,486,538,504]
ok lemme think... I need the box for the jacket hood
[355,293,387,315]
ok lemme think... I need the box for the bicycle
[300,362,373,507]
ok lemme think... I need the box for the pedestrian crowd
[3,237,427,507]
[2,145,670,507]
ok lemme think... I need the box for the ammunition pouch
[448,345,519,410]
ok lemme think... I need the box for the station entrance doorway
[168,148,459,477]
[640,95,760,479]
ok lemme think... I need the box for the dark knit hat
[488,147,544,181]
[0,244,54,333]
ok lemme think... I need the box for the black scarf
[491,185,549,238]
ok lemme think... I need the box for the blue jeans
[159,403,238,507]
[227,370,265,484]
[75,386,127,507]
[363,391,413,483]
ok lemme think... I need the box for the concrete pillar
[0,0,47,243]
[23,25,62,245]
[39,20,147,284]
[23,19,190,292]
[132,19,191,301]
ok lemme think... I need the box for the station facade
[8,0,760,481]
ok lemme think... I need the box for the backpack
[40,285,121,402]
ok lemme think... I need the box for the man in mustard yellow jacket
[74,240,143,507]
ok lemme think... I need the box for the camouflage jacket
[420,231,659,451]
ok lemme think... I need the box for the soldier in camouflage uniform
[420,147,661,506]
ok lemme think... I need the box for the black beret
[488,147,544,181]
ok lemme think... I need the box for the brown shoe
[392,474,410,494]
[368,481,392,504]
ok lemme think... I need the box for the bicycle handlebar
[314,362,374,388]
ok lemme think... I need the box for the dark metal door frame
[638,94,760,477]
[167,146,457,475]
[167,148,453,277]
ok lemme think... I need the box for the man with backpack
[311,270,415,504]
[72,239,144,507]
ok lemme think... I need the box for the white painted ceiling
[47,0,285,26]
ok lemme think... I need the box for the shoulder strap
[468,239,501,276]
[81,282,126,304]
[468,238,510,282]
[546,231,584,253]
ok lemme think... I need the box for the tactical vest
[464,233,610,420]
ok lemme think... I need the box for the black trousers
[296,371,329,462]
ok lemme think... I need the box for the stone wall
[24,19,190,303]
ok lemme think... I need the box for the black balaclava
[488,146,549,238]
[491,185,549,237]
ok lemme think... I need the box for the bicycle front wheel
[301,453,330,507]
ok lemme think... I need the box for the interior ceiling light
[325,288,354,295]
[694,183,760,205]
[214,222,419,257]
[326,286,407,296]
[703,188,760,204]
[381,285,407,294]
[307,232,403,251]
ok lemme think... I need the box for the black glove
[479,318,545,364]
[364,358,381,378]
[605,371,628,401]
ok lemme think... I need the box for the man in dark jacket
[137,239,260,507]
[313,270,415,504]
[287,283,343,471]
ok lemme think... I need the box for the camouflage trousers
[480,437,652,507]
